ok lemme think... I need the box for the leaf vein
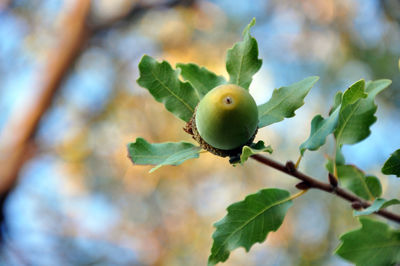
[212,195,291,259]
[150,70,195,113]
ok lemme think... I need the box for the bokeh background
[0,0,400,265]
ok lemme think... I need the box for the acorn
[185,84,259,157]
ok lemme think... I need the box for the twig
[251,154,400,224]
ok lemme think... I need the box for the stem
[289,189,308,200]
[251,154,400,224]
[333,143,338,180]
[295,155,302,169]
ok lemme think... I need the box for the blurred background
[0,0,400,265]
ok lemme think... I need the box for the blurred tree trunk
[0,0,196,239]
[0,0,91,231]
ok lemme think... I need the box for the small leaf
[336,165,376,200]
[325,159,334,174]
[176,63,226,98]
[329,91,342,115]
[335,79,391,146]
[334,80,367,146]
[365,175,382,198]
[335,218,400,266]
[226,18,262,90]
[325,150,345,174]
[354,198,400,216]
[299,107,340,155]
[127,138,201,173]
[240,141,273,164]
[335,145,346,165]
[137,55,199,122]
[325,147,346,173]
[208,188,292,265]
[341,80,367,107]
[382,149,400,177]
[258,76,319,128]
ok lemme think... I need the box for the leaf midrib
[336,99,362,144]
[355,170,374,200]
[134,147,199,160]
[232,42,246,87]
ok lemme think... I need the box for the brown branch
[251,154,400,224]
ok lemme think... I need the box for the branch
[251,154,400,224]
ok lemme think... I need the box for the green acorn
[185,84,258,157]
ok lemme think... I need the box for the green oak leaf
[354,198,400,216]
[335,79,391,146]
[335,218,400,266]
[226,18,262,90]
[365,175,382,198]
[240,141,273,164]
[258,76,319,128]
[299,107,340,156]
[329,91,343,115]
[137,55,199,122]
[336,165,379,201]
[325,154,345,175]
[341,79,367,107]
[176,63,226,98]
[127,138,201,173]
[300,89,344,156]
[382,149,400,177]
[335,145,346,165]
[208,188,292,266]
[325,159,334,174]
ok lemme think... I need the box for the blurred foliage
[0,0,400,265]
